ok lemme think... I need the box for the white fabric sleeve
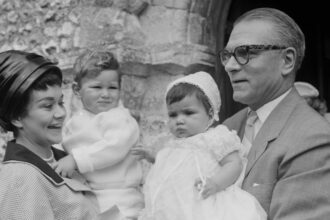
[71,110,140,173]
[205,125,243,161]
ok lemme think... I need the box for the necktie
[244,110,258,143]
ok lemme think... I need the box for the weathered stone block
[78,7,145,48]
[151,0,190,10]
[140,6,188,44]
[57,21,75,36]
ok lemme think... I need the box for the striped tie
[244,110,258,143]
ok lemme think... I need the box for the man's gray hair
[235,8,305,73]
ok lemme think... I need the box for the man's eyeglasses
[219,45,287,66]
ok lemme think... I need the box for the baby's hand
[194,177,220,199]
[130,145,155,163]
[53,154,77,178]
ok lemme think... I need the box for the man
[221,8,330,220]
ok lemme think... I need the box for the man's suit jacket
[223,88,330,220]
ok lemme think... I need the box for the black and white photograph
[1,0,330,219]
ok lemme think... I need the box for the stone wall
[0,0,218,163]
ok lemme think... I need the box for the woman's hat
[166,71,221,121]
[294,81,319,98]
[0,50,61,131]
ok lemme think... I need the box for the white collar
[253,88,292,123]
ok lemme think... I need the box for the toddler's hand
[194,177,220,199]
[130,145,155,163]
[53,154,77,178]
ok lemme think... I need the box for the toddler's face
[78,70,120,114]
[167,94,212,138]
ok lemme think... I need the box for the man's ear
[72,82,81,97]
[11,118,23,129]
[281,47,296,76]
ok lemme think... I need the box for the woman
[0,50,99,219]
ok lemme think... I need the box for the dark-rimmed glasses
[219,45,287,66]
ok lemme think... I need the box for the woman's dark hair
[73,50,121,87]
[166,83,212,115]
[0,50,62,133]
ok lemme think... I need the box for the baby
[133,71,266,220]
[54,50,144,219]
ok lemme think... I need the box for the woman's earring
[208,109,214,118]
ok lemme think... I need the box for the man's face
[223,20,288,110]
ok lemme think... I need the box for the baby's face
[167,94,212,138]
[78,70,120,114]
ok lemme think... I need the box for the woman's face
[14,85,66,147]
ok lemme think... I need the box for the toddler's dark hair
[166,83,212,116]
[73,50,120,86]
